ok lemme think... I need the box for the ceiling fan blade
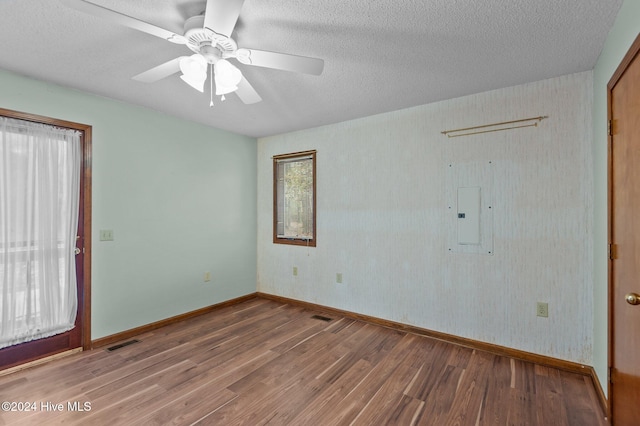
[235,49,324,75]
[60,0,186,44]
[203,0,245,38]
[132,57,186,83]
[235,77,262,104]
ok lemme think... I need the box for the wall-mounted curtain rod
[441,116,548,138]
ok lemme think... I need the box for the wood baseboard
[91,293,258,349]
[256,292,594,376]
[587,365,610,422]
[0,348,83,377]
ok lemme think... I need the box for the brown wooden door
[609,35,640,426]
[0,109,91,371]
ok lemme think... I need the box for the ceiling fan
[60,0,325,105]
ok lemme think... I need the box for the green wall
[0,69,257,339]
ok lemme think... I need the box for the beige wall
[258,71,594,364]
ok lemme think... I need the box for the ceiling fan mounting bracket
[183,15,237,58]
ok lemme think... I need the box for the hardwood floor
[0,297,606,425]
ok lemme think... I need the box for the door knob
[625,293,640,305]
[74,247,81,255]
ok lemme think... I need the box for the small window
[273,150,316,246]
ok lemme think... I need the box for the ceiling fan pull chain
[209,64,214,107]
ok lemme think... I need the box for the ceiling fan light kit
[214,60,242,96]
[179,55,207,92]
[61,0,324,106]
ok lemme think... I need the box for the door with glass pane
[0,109,90,371]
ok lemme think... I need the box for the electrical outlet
[536,302,548,318]
[336,273,343,284]
[204,272,211,282]
[293,266,298,276]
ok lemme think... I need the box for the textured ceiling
[0,0,623,138]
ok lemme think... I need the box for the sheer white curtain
[0,116,81,349]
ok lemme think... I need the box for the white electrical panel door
[457,186,481,245]
[447,161,493,255]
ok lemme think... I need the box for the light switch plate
[99,229,114,241]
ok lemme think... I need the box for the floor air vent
[311,314,333,322]
[106,339,140,352]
